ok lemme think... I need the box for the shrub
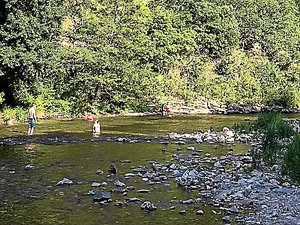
[255,113,294,137]
[1,106,26,123]
[255,112,283,130]
[232,121,255,133]
[260,123,283,166]
[242,113,295,167]
[282,135,300,183]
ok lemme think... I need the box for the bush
[282,135,300,183]
[240,113,295,167]
[1,106,26,123]
[260,123,283,166]
[233,121,255,133]
[256,112,283,130]
[255,113,294,138]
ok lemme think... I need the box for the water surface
[1,113,298,225]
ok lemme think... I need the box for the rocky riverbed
[1,119,300,225]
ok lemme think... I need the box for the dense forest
[0,0,300,115]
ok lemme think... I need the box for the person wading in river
[28,103,37,136]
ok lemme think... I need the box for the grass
[282,135,300,183]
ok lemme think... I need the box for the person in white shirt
[93,120,101,137]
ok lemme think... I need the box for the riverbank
[1,102,300,126]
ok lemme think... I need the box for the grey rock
[226,206,239,213]
[214,161,223,168]
[93,192,111,202]
[133,167,148,173]
[91,182,101,187]
[125,173,135,177]
[222,216,231,222]
[115,180,126,187]
[272,188,294,194]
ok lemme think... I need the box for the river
[0,114,299,225]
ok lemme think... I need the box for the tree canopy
[0,0,299,114]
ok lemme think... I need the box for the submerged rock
[93,192,111,202]
[84,190,96,196]
[225,205,239,214]
[114,180,126,187]
[128,197,141,202]
[114,200,124,206]
[133,166,148,173]
[222,215,231,222]
[179,210,187,215]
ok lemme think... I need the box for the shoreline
[1,104,299,125]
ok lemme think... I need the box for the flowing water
[0,114,299,225]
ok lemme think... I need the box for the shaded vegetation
[283,135,300,183]
[236,113,300,182]
[247,113,294,166]
[0,0,300,114]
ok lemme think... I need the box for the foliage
[0,0,300,114]
[1,106,26,122]
[236,113,295,167]
[232,121,255,133]
[227,0,300,65]
[282,135,300,183]
[255,113,294,138]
